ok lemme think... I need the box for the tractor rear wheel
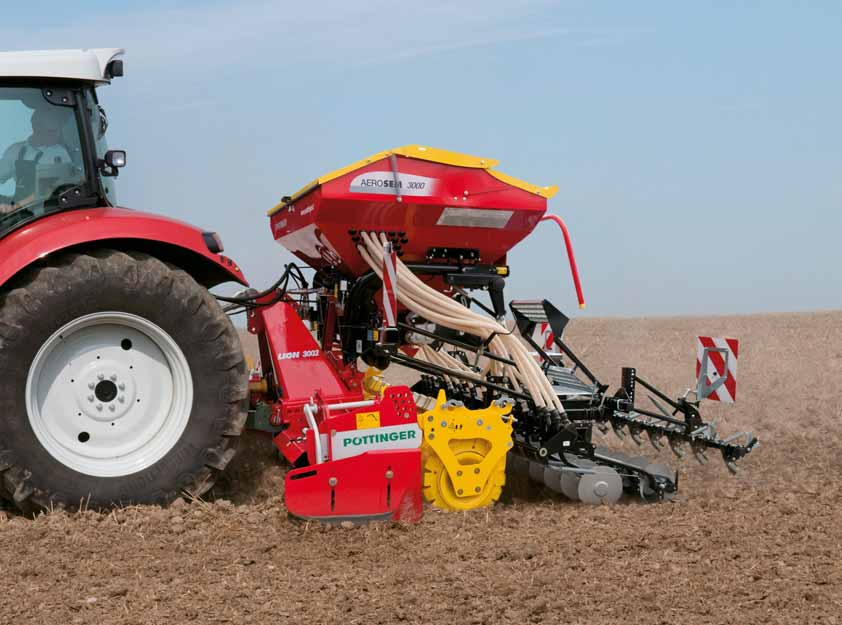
[0,250,248,512]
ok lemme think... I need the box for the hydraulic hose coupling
[548,409,565,431]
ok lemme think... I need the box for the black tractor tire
[0,249,248,512]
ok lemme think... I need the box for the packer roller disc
[543,464,564,493]
[577,465,623,505]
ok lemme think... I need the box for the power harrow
[229,145,757,522]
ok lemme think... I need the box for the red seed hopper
[267,145,559,278]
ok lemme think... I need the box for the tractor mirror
[105,150,126,168]
[98,150,126,177]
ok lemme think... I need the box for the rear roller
[577,466,623,505]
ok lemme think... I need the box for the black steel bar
[387,352,532,401]
[634,375,681,410]
[552,337,600,386]
[396,322,517,367]
[624,407,686,427]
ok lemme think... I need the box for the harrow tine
[629,427,644,446]
[611,421,626,440]
[647,430,664,451]
[667,436,686,459]
[724,459,739,475]
[692,444,709,465]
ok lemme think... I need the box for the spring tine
[724,459,739,475]
[630,429,644,446]
[692,445,709,465]
[597,421,610,435]
[648,430,664,451]
[667,436,686,458]
[611,421,626,440]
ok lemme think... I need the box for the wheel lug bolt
[118,396,125,403]
[87,395,94,402]
[96,404,103,411]
[88,382,95,390]
[118,383,125,391]
[110,374,117,381]
[108,405,116,412]
[97,373,105,380]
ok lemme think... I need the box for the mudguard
[0,206,247,289]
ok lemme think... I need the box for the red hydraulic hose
[539,214,586,309]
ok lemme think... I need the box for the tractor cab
[0,48,125,236]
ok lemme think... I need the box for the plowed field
[2,312,840,625]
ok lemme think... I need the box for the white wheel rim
[25,312,193,477]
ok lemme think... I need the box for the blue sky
[4,1,840,316]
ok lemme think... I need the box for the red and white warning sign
[382,242,398,328]
[533,322,555,350]
[695,336,739,403]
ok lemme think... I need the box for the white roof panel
[0,48,124,84]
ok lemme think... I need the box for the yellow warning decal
[356,411,381,429]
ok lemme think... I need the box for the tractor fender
[0,206,248,289]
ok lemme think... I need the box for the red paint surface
[270,155,548,277]
[0,206,247,287]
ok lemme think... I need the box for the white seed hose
[357,231,563,413]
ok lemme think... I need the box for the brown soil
[2,311,841,625]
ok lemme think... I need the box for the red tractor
[0,49,756,520]
[0,49,248,511]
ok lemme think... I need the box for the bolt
[440,421,448,428]
[97,373,104,380]
[110,374,117,381]
[475,487,481,493]
[457,489,463,495]
[118,383,125,391]
[87,395,94,402]
[476,419,483,426]
[118,396,125,403]
[428,433,435,440]
[108,405,116,412]
[328,477,338,486]
[385,470,394,479]
[474,468,480,474]
[456,470,463,476]
[88,382,95,390]
[427,415,433,422]
[96,404,103,411]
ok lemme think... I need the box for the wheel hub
[26,312,193,477]
[94,379,117,403]
[73,361,139,423]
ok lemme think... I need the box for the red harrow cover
[223,145,757,522]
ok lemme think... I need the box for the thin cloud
[0,0,646,71]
